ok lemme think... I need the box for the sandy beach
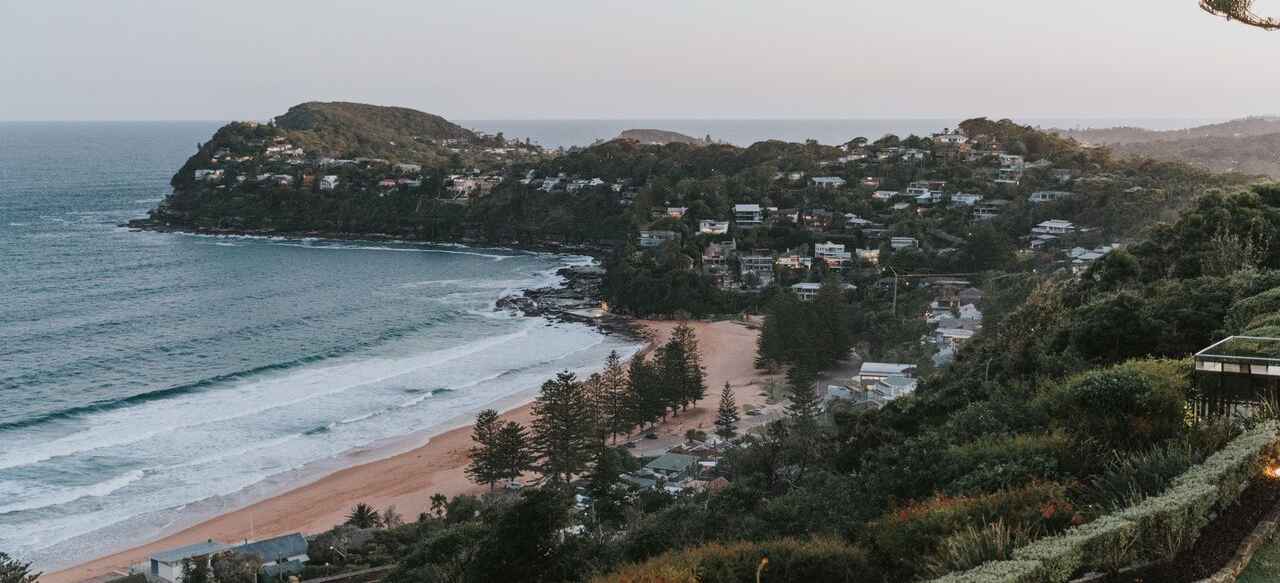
[44,319,774,583]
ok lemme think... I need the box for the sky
[2,0,1280,121]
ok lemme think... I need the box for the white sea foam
[0,470,145,515]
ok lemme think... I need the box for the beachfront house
[148,540,232,583]
[233,533,309,578]
[734,203,764,225]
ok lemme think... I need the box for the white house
[319,175,339,191]
[815,241,852,268]
[193,169,223,182]
[1032,220,1076,235]
[149,541,232,583]
[811,176,847,189]
[932,132,968,145]
[699,220,730,235]
[1029,191,1076,204]
[951,193,983,206]
[872,190,899,201]
[890,237,918,250]
[791,282,854,301]
[958,303,983,321]
[734,204,763,225]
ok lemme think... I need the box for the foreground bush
[596,537,871,583]
[926,421,1280,583]
[1041,360,1189,450]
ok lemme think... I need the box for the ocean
[0,122,642,570]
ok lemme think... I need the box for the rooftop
[645,453,699,473]
[151,541,233,564]
[234,533,308,562]
[1197,336,1280,363]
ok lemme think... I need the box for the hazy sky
[3,0,1279,121]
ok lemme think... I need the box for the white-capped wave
[0,470,145,515]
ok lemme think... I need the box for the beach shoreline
[43,320,772,583]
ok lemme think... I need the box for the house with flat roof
[699,220,730,235]
[1032,220,1076,235]
[1029,191,1076,204]
[791,282,854,301]
[734,204,763,225]
[1194,336,1280,419]
[890,237,919,250]
[811,176,847,189]
[858,362,916,390]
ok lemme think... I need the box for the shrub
[1229,287,1280,333]
[1084,441,1199,511]
[941,433,1073,495]
[869,482,1075,581]
[1041,360,1188,450]
[924,421,1279,583]
[925,520,1037,577]
[597,537,872,583]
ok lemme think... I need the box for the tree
[382,505,404,528]
[656,337,690,417]
[210,552,261,583]
[531,371,596,483]
[586,447,627,526]
[429,493,448,519]
[785,366,821,432]
[465,409,503,489]
[1200,0,1280,29]
[670,322,708,410]
[345,502,381,528]
[626,354,664,431]
[598,351,633,442]
[180,557,211,583]
[714,382,740,438]
[0,553,39,583]
[493,421,535,484]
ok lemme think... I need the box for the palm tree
[345,502,381,528]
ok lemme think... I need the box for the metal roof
[233,532,308,563]
[151,541,233,564]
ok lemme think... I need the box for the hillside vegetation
[1054,117,1280,178]
[615,129,708,146]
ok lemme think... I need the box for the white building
[149,541,232,583]
[1029,191,1076,204]
[890,237,919,250]
[872,190,899,201]
[319,175,339,191]
[858,362,915,390]
[1032,220,1076,235]
[734,203,763,225]
[699,220,730,235]
[950,193,983,206]
[811,176,847,189]
[815,241,852,268]
[791,282,854,301]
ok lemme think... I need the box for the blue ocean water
[0,122,641,569]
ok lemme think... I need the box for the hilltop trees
[597,351,633,442]
[465,409,503,489]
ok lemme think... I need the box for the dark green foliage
[756,279,852,370]
[180,557,211,583]
[465,409,502,488]
[714,382,739,437]
[210,552,262,583]
[0,553,39,583]
[1041,361,1189,451]
[531,371,596,483]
